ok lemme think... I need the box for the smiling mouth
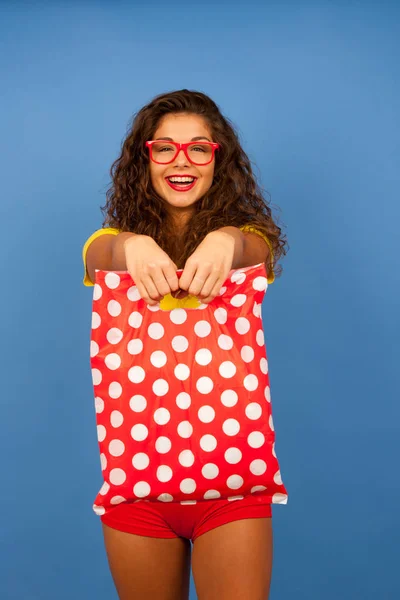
[165,176,198,191]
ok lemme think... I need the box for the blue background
[1,1,399,598]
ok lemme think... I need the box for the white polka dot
[99,481,110,495]
[194,320,211,338]
[131,424,148,441]
[224,447,242,464]
[179,450,195,467]
[176,392,191,409]
[147,303,160,312]
[230,294,247,307]
[272,493,288,504]
[105,272,120,289]
[245,402,262,420]
[93,284,102,301]
[153,379,169,396]
[204,490,221,499]
[250,459,267,475]
[109,382,122,399]
[109,439,125,457]
[155,436,172,453]
[219,361,236,378]
[129,311,143,328]
[148,322,164,340]
[200,434,217,452]
[218,334,234,350]
[177,421,193,438]
[195,349,212,365]
[248,431,265,448]
[129,395,147,412]
[105,353,121,370]
[158,493,173,502]
[106,328,123,345]
[107,300,121,317]
[260,357,268,374]
[109,468,126,485]
[127,338,143,355]
[269,415,274,431]
[227,475,244,490]
[97,424,106,442]
[128,366,145,383]
[227,495,244,501]
[214,307,227,324]
[95,397,104,413]
[202,463,219,479]
[171,335,189,352]
[272,442,276,458]
[274,470,282,485]
[93,505,106,516]
[110,410,123,427]
[218,286,227,296]
[150,350,167,368]
[235,317,250,334]
[127,286,141,301]
[132,453,150,470]
[134,481,151,498]
[154,407,170,425]
[157,465,173,482]
[231,271,246,284]
[174,364,190,380]
[251,485,267,494]
[241,345,254,363]
[220,389,238,407]
[92,368,102,385]
[264,386,271,403]
[198,405,215,423]
[256,329,264,346]
[253,276,268,291]
[253,301,262,318]
[222,418,240,436]
[180,479,196,494]
[244,374,259,391]
[100,453,107,470]
[92,312,101,329]
[196,376,214,394]
[90,341,99,357]
[170,308,187,325]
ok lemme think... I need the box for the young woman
[83,89,288,600]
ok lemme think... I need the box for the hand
[124,235,180,306]
[178,230,236,304]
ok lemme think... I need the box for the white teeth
[168,177,195,183]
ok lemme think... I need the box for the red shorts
[100,494,272,543]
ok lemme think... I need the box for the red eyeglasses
[146,140,220,166]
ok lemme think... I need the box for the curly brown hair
[101,89,288,277]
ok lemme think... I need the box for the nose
[174,147,191,167]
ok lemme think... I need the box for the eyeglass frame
[145,140,220,166]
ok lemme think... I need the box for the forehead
[153,113,212,141]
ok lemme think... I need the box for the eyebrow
[155,136,211,142]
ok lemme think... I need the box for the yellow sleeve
[82,227,120,286]
[239,225,275,284]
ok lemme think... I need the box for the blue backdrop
[1,1,399,598]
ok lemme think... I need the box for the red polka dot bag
[90,262,288,517]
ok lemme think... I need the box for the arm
[85,232,137,284]
[217,226,273,277]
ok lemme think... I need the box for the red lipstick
[165,175,197,192]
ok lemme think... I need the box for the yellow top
[82,225,275,310]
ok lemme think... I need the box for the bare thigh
[192,517,273,600]
[101,522,192,600]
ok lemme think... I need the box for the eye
[191,145,207,152]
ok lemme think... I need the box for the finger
[150,265,176,297]
[178,261,198,292]
[201,277,225,304]
[197,271,220,299]
[135,279,159,306]
[162,262,180,293]
[140,274,164,301]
